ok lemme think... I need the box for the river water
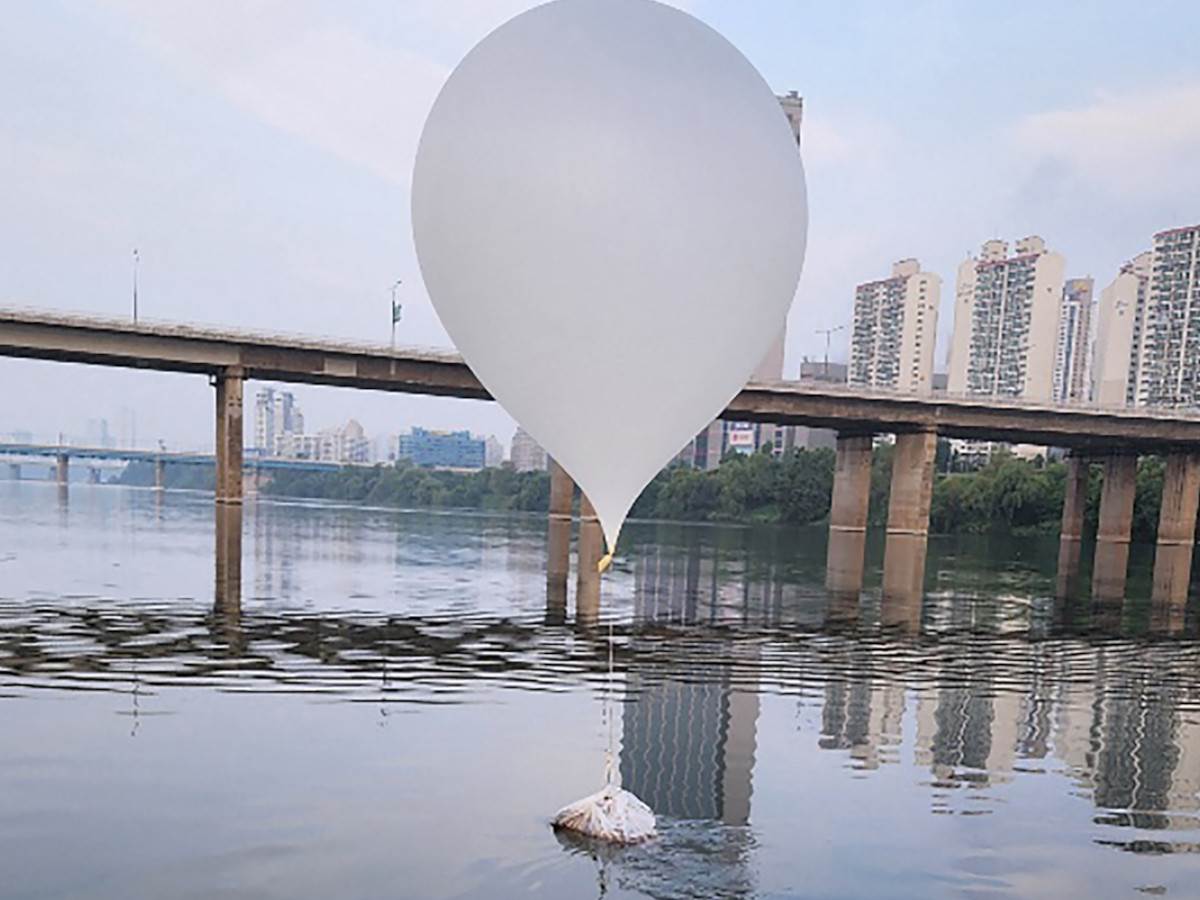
[3,481,1200,899]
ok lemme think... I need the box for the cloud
[1012,82,1200,197]
[801,110,897,171]
[101,0,697,187]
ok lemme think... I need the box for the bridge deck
[4,307,1200,451]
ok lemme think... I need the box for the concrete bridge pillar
[154,457,166,491]
[1093,453,1138,601]
[7,463,19,481]
[546,459,575,620]
[215,367,244,504]
[825,433,873,596]
[1152,451,1200,605]
[882,429,937,603]
[56,453,69,486]
[88,466,101,485]
[1055,454,1090,598]
[214,367,244,611]
[576,492,603,628]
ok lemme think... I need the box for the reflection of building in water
[621,667,759,825]
[622,544,761,826]
[820,671,905,771]
[1052,645,1200,828]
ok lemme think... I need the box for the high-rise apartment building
[510,427,547,472]
[253,387,304,455]
[849,258,940,394]
[1093,252,1152,408]
[1135,225,1200,409]
[1052,277,1095,404]
[947,236,1066,402]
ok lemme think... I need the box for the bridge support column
[826,433,873,596]
[1093,454,1137,601]
[154,458,165,491]
[7,463,18,481]
[88,466,101,485]
[576,492,603,628]
[215,367,244,504]
[56,453,69,487]
[1152,451,1200,605]
[214,367,244,611]
[882,429,937,605]
[546,459,574,623]
[1056,454,1090,598]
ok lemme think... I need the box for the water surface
[3,481,1199,898]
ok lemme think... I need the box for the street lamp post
[815,324,846,380]
[132,248,140,323]
[390,279,403,349]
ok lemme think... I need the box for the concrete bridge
[4,306,1200,609]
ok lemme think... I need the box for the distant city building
[947,236,1066,402]
[484,435,504,468]
[1094,251,1153,408]
[931,372,948,392]
[778,90,803,149]
[1052,277,1096,404]
[311,418,370,463]
[510,427,547,472]
[1135,225,1200,409]
[849,258,940,394]
[254,387,304,455]
[399,427,484,470]
[799,360,848,383]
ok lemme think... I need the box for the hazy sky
[3,0,1199,451]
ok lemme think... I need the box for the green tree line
[116,446,1170,540]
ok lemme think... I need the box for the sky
[2,0,1200,451]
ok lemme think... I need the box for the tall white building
[510,427,547,472]
[1135,225,1200,408]
[1052,277,1095,404]
[849,258,940,394]
[483,435,504,468]
[947,236,1066,402]
[254,387,304,455]
[1093,252,1152,408]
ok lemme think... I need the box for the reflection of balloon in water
[413,0,807,554]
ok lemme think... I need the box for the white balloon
[413,0,807,552]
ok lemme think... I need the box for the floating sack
[553,782,656,845]
[412,0,808,561]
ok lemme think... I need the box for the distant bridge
[0,441,358,473]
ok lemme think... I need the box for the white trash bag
[552,767,656,845]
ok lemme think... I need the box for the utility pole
[390,279,403,349]
[132,248,140,323]
[815,325,846,380]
